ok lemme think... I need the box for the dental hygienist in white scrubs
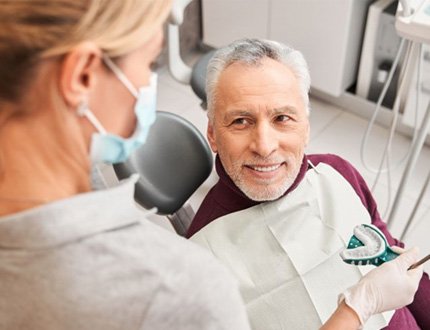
[0,1,422,330]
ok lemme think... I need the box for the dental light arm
[388,0,430,227]
[168,0,193,84]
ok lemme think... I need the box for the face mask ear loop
[77,101,107,134]
[102,55,139,99]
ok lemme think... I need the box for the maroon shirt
[188,153,430,330]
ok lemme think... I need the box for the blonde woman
[0,1,250,329]
[0,1,422,330]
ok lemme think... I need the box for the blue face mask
[78,55,157,164]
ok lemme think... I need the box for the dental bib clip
[341,224,399,266]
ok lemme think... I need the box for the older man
[187,39,430,329]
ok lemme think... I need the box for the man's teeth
[250,164,281,172]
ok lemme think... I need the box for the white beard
[226,154,303,202]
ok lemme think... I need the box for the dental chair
[113,111,213,236]
[114,1,215,236]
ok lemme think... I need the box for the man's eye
[275,115,291,123]
[232,118,249,126]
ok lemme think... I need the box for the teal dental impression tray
[341,224,400,266]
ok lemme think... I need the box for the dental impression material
[340,224,399,266]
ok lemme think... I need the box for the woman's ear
[59,42,102,109]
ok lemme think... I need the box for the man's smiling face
[207,57,310,201]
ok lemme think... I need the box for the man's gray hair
[206,38,311,122]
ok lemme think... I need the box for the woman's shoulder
[126,219,249,329]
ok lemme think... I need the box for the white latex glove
[339,247,423,325]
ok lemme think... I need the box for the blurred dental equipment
[389,0,430,238]
[168,0,216,109]
[168,0,193,84]
[360,0,430,237]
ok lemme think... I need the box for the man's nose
[249,122,279,158]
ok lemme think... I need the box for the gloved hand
[339,247,423,325]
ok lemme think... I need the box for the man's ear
[304,120,310,147]
[59,42,102,109]
[207,122,218,153]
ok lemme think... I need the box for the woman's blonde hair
[0,0,171,102]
